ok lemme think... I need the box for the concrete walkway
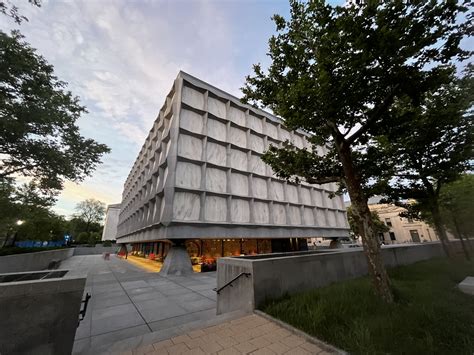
[64,255,219,354]
[66,255,336,354]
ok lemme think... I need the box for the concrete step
[78,309,249,355]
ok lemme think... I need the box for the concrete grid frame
[116,71,349,244]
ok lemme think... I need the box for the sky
[0,0,336,217]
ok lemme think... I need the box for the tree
[438,175,474,259]
[347,206,389,241]
[380,67,473,257]
[0,0,40,24]
[74,199,106,235]
[0,30,110,194]
[242,1,470,302]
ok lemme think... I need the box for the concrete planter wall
[0,248,74,273]
[0,270,86,355]
[72,246,118,255]
[216,242,461,315]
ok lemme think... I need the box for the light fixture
[16,220,24,226]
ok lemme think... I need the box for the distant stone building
[101,203,121,241]
[116,72,349,261]
[369,204,440,244]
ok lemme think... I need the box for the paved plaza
[66,255,335,354]
[65,255,219,354]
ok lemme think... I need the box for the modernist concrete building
[101,203,121,241]
[116,72,349,262]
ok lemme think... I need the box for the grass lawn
[261,258,474,354]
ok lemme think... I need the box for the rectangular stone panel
[248,114,263,133]
[208,97,226,118]
[229,126,247,148]
[180,108,203,134]
[265,121,278,139]
[289,206,302,225]
[231,173,248,196]
[312,189,325,208]
[315,208,326,226]
[286,185,298,204]
[207,118,226,142]
[206,141,226,166]
[249,134,264,153]
[270,181,285,201]
[304,207,315,225]
[254,201,269,223]
[293,134,304,149]
[206,167,227,193]
[249,155,266,175]
[152,197,162,223]
[273,203,286,224]
[279,128,290,142]
[228,106,246,126]
[205,195,227,222]
[326,210,337,226]
[173,192,200,221]
[178,134,202,161]
[252,177,268,199]
[231,199,250,223]
[230,149,247,170]
[300,188,312,205]
[182,86,204,110]
[175,161,201,189]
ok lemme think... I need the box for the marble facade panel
[265,122,278,139]
[252,177,267,199]
[208,97,226,118]
[182,86,204,110]
[206,168,227,193]
[289,206,302,225]
[287,185,299,204]
[231,199,250,223]
[178,134,202,160]
[231,173,248,196]
[180,109,203,134]
[206,142,226,166]
[175,162,201,189]
[300,187,312,205]
[270,181,285,202]
[205,196,227,222]
[229,126,247,148]
[230,149,247,170]
[249,155,266,175]
[254,202,269,223]
[273,203,286,224]
[173,192,200,221]
[207,118,226,142]
[228,106,246,126]
[249,134,264,153]
[248,114,263,133]
[304,207,315,225]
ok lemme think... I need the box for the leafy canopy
[242,0,471,195]
[0,30,110,193]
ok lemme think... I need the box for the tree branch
[346,84,400,145]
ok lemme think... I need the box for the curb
[254,310,347,355]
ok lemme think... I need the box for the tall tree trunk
[336,141,394,303]
[453,215,470,260]
[430,203,453,258]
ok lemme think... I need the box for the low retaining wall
[0,248,74,273]
[0,270,86,354]
[73,245,118,255]
[217,242,461,314]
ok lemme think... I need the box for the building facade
[116,72,349,261]
[369,204,440,244]
[101,203,121,241]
